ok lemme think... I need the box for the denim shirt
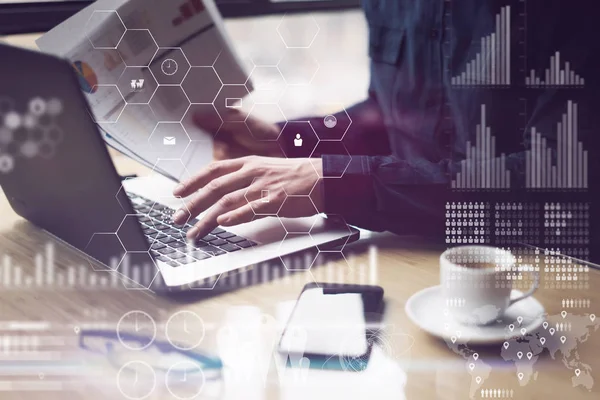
[293,0,600,234]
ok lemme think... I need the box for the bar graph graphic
[0,243,123,290]
[452,105,511,189]
[525,101,588,189]
[452,6,511,86]
[0,242,380,290]
[525,52,584,87]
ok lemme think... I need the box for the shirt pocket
[368,24,406,65]
[363,0,407,65]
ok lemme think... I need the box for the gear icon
[0,154,14,173]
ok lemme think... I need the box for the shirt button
[430,29,439,39]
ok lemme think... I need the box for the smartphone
[278,282,384,371]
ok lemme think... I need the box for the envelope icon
[163,136,176,146]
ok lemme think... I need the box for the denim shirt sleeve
[321,89,599,235]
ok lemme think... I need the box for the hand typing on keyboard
[172,156,324,240]
[130,194,256,266]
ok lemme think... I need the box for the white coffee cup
[440,245,539,325]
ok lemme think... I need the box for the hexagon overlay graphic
[279,234,319,272]
[245,20,287,66]
[214,85,254,122]
[311,105,352,141]
[244,177,285,217]
[277,15,320,48]
[181,29,222,67]
[278,121,319,158]
[246,104,285,141]
[117,252,160,290]
[147,196,192,244]
[115,104,159,149]
[277,85,315,121]
[117,215,152,252]
[182,104,221,138]
[148,122,191,159]
[182,67,222,104]
[311,214,353,252]
[117,29,158,67]
[151,159,193,185]
[278,196,320,233]
[85,10,126,49]
[310,141,351,178]
[117,67,158,104]
[213,50,251,85]
[149,86,190,122]
[278,49,319,86]
[247,66,286,104]
[150,48,191,85]
[85,232,126,271]
[88,86,125,123]
[97,50,126,85]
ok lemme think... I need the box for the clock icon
[161,58,179,76]
[117,360,156,400]
[165,361,205,400]
[165,310,205,350]
[117,310,157,351]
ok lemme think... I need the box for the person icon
[294,133,303,147]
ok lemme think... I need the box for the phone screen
[279,283,384,370]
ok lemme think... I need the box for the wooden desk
[1,152,599,400]
[1,21,600,400]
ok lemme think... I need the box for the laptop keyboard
[127,193,256,267]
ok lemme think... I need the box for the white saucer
[405,286,545,345]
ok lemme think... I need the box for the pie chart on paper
[72,61,98,94]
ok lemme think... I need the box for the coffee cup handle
[508,265,540,307]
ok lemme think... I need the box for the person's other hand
[195,108,283,160]
[171,156,323,239]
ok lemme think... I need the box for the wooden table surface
[2,22,600,400]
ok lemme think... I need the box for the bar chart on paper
[526,101,588,189]
[452,5,511,86]
[452,105,511,190]
[525,51,584,87]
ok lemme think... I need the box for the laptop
[0,44,358,291]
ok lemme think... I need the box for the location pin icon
[560,336,567,344]
[503,342,510,349]
[540,337,546,345]
[549,328,555,336]
[509,324,515,332]
[469,363,475,371]
[561,310,567,318]
[520,328,526,336]
[575,369,581,377]
[591,314,596,322]
[517,316,523,325]
[456,331,462,338]
[74,326,80,334]
[543,321,549,329]
[527,352,533,360]
[517,351,523,359]
[476,376,482,384]
[473,353,479,361]
[451,336,457,344]
[518,373,524,380]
